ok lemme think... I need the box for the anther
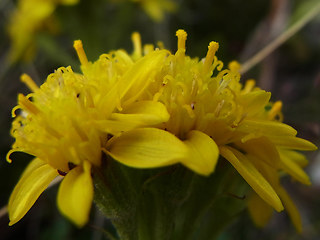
[204,41,219,72]
[132,32,142,58]
[20,74,39,92]
[73,40,88,65]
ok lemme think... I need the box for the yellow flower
[7,29,317,232]
[105,30,317,231]
[132,0,176,22]
[7,40,169,227]
[7,0,176,62]
[7,0,79,62]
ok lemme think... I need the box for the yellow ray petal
[239,90,271,116]
[269,136,318,151]
[8,158,58,226]
[182,130,219,176]
[121,50,168,105]
[106,128,188,168]
[94,119,141,136]
[276,186,302,233]
[95,101,169,135]
[247,191,273,228]
[279,149,309,167]
[279,150,311,185]
[220,146,284,212]
[254,158,303,232]
[237,137,280,168]
[97,50,168,118]
[111,101,170,126]
[57,162,93,227]
[237,119,297,138]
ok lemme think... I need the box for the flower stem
[94,158,249,240]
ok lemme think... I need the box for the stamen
[228,61,241,72]
[183,104,195,118]
[214,100,225,117]
[157,41,164,49]
[132,32,142,58]
[73,40,88,65]
[11,105,21,117]
[18,94,40,115]
[242,79,256,94]
[204,41,219,72]
[176,82,188,95]
[20,74,39,92]
[153,88,164,102]
[143,44,154,55]
[268,101,283,120]
[176,29,187,53]
[6,149,15,163]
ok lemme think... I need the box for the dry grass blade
[240,2,320,74]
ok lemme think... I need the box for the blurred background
[0,0,319,239]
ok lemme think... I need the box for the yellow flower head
[7,29,317,231]
[7,37,169,227]
[7,0,79,62]
[105,30,318,231]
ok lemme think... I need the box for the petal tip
[275,203,285,213]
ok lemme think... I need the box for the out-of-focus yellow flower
[7,40,169,227]
[7,0,176,62]
[7,0,79,63]
[132,0,176,22]
[106,30,317,231]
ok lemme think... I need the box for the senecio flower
[7,30,317,230]
[7,0,78,62]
